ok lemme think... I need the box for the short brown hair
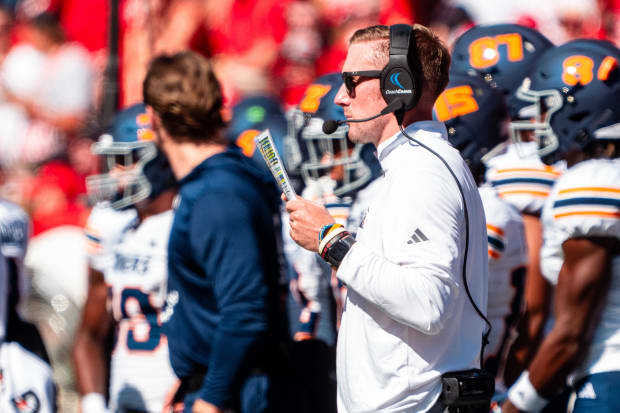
[349,24,450,100]
[143,51,226,142]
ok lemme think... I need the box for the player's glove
[81,393,110,413]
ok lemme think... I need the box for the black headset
[322,24,422,133]
[380,24,421,114]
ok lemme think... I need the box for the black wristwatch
[325,234,356,268]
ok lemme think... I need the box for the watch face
[330,240,349,260]
[326,235,355,267]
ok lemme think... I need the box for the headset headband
[390,25,412,56]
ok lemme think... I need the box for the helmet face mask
[86,103,175,210]
[509,78,563,160]
[297,115,371,196]
[285,73,378,198]
[479,116,512,163]
[86,135,157,210]
[284,108,306,174]
[508,40,620,165]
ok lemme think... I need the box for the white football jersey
[85,204,138,274]
[486,142,563,215]
[285,178,351,310]
[0,342,55,413]
[0,201,30,313]
[479,186,528,368]
[85,205,176,413]
[287,238,328,312]
[0,200,30,261]
[540,159,620,382]
[285,176,381,307]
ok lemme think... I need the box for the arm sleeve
[337,169,465,335]
[189,192,271,407]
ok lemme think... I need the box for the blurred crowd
[0,0,619,238]
[0,0,618,411]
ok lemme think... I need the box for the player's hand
[501,400,525,413]
[285,196,335,253]
[192,399,223,413]
[162,379,184,413]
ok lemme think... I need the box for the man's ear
[146,105,158,127]
[146,106,164,145]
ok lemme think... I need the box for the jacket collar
[377,121,448,164]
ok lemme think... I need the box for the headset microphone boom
[322,100,405,135]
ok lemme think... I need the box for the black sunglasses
[341,70,382,97]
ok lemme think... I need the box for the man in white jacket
[286,24,489,413]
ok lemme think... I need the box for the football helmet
[86,104,176,209]
[433,71,508,176]
[226,94,288,172]
[451,24,553,107]
[509,39,620,164]
[285,73,381,197]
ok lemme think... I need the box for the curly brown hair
[349,24,451,100]
[143,51,226,143]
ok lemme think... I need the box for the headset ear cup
[380,25,421,113]
[381,59,418,111]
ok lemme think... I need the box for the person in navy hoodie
[143,51,288,413]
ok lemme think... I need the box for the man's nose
[334,83,350,107]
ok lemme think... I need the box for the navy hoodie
[163,147,284,407]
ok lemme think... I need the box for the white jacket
[336,121,488,413]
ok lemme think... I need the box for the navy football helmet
[433,71,508,177]
[451,24,553,107]
[285,73,381,197]
[86,104,176,209]
[226,94,288,173]
[509,39,620,164]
